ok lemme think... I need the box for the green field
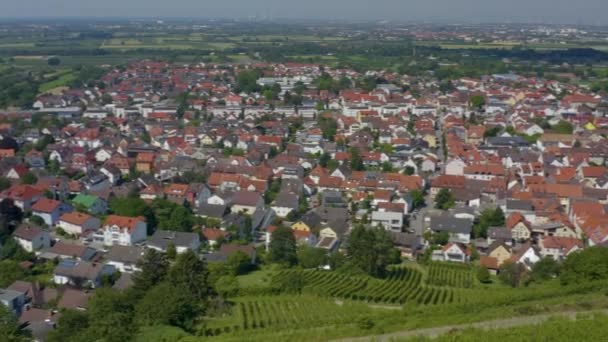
[39,71,77,93]
[190,260,608,341]
[400,313,608,342]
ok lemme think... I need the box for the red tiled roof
[32,198,62,213]
[104,215,144,232]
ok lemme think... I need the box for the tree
[350,148,365,171]
[226,250,253,276]
[476,266,492,284]
[47,57,61,66]
[20,172,38,185]
[136,325,189,342]
[132,249,169,294]
[0,177,11,191]
[381,161,394,172]
[0,260,26,287]
[47,309,89,342]
[109,197,149,217]
[297,245,326,269]
[469,95,485,109]
[317,116,337,141]
[347,225,400,278]
[434,188,455,210]
[0,304,27,341]
[403,166,415,176]
[498,261,528,288]
[135,282,199,331]
[410,189,425,210]
[166,243,177,260]
[319,153,331,168]
[529,257,561,283]
[473,207,505,238]
[269,226,298,266]
[560,247,608,285]
[235,69,261,93]
[85,288,136,341]
[552,120,574,134]
[215,275,240,298]
[168,249,210,302]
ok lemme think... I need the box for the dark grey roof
[147,230,200,250]
[391,232,422,249]
[274,192,298,209]
[106,246,144,264]
[197,203,227,218]
[488,227,512,240]
[314,206,349,223]
[429,216,473,234]
[506,199,533,211]
[486,136,530,147]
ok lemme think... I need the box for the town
[1,19,608,342]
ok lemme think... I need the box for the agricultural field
[399,313,608,342]
[269,265,466,305]
[203,295,374,336]
[199,279,608,341]
[39,71,77,93]
[426,262,474,288]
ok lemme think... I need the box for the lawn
[39,71,77,93]
[236,267,275,287]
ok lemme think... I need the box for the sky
[2,0,608,25]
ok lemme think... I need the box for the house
[41,242,97,261]
[314,226,342,251]
[202,228,230,247]
[7,280,58,309]
[487,226,513,246]
[6,164,29,180]
[479,256,500,275]
[266,225,317,250]
[72,194,108,215]
[31,198,72,226]
[147,230,201,254]
[538,236,583,261]
[506,212,532,241]
[509,242,541,269]
[231,190,263,215]
[371,210,404,231]
[100,165,122,185]
[135,152,155,173]
[57,212,101,236]
[0,184,43,211]
[487,242,512,266]
[220,243,256,262]
[93,215,147,247]
[13,224,51,252]
[106,245,145,273]
[391,232,422,259]
[429,216,472,244]
[57,287,90,310]
[53,260,116,288]
[271,192,299,218]
[164,183,189,204]
[0,289,26,315]
[291,210,322,233]
[431,242,470,263]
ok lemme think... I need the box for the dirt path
[335,309,608,342]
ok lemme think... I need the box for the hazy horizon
[2,0,608,26]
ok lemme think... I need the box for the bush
[476,266,492,284]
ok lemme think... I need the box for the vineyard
[203,295,371,336]
[426,262,475,288]
[272,267,462,305]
